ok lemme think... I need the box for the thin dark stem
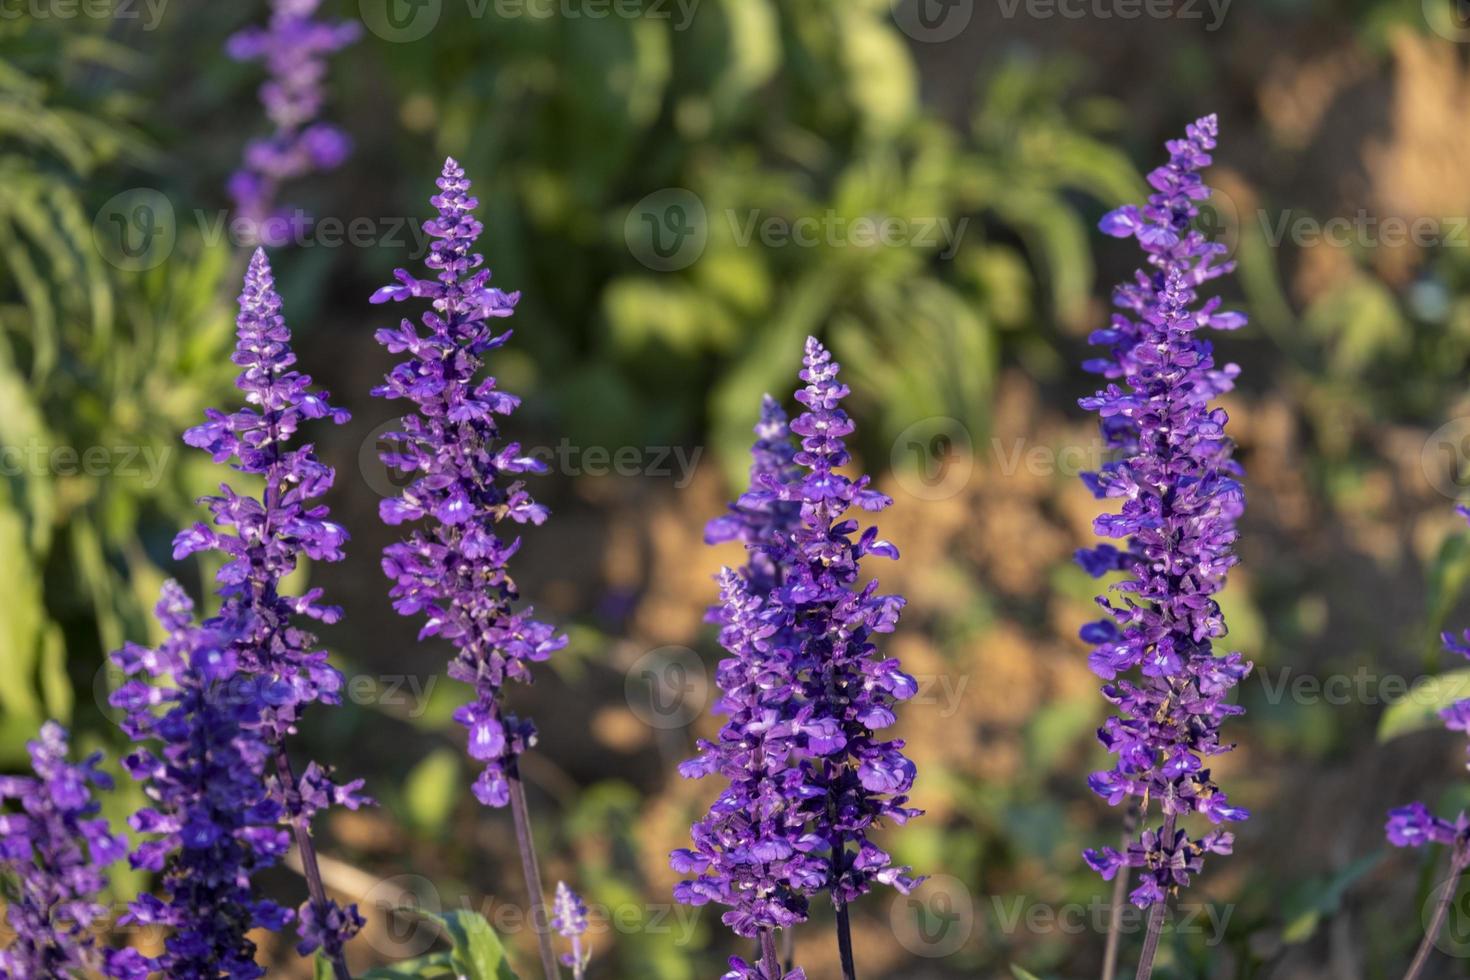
[1133,812,1177,980]
[1102,801,1140,980]
[507,757,561,980]
[760,929,782,978]
[834,900,857,980]
[275,749,352,980]
[1403,845,1470,980]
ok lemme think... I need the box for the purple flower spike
[372,158,566,808]
[676,338,921,961]
[0,723,127,979]
[110,582,292,979]
[227,0,360,245]
[552,881,592,979]
[1077,116,1252,908]
[175,246,366,963]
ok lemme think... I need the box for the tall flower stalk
[674,339,920,980]
[110,583,291,979]
[0,723,130,979]
[173,247,367,979]
[371,157,568,980]
[1076,115,1251,979]
[1386,504,1470,979]
[226,0,360,245]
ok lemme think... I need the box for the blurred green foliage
[0,9,234,763]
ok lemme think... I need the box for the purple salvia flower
[226,0,360,246]
[675,339,920,975]
[0,723,126,979]
[551,881,591,979]
[1076,115,1252,911]
[109,581,292,979]
[371,157,568,810]
[173,247,367,964]
[722,959,807,980]
[704,394,804,602]
[671,568,823,938]
[1386,504,1470,865]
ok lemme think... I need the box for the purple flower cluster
[703,394,804,601]
[552,881,591,978]
[0,723,128,979]
[372,157,567,808]
[722,958,807,980]
[1076,115,1252,908]
[172,246,367,960]
[110,582,292,979]
[1385,504,1470,864]
[673,338,921,942]
[226,0,360,245]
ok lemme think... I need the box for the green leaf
[360,953,457,979]
[1010,966,1047,980]
[314,955,335,980]
[430,910,520,980]
[1378,668,1470,742]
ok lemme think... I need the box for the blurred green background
[9,0,1470,975]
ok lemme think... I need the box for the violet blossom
[109,582,291,979]
[172,246,367,965]
[1385,505,1470,875]
[674,339,921,971]
[551,881,591,979]
[1076,115,1252,910]
[226,0,360,245]
[371,157,567,810]
[0,723,128,979]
